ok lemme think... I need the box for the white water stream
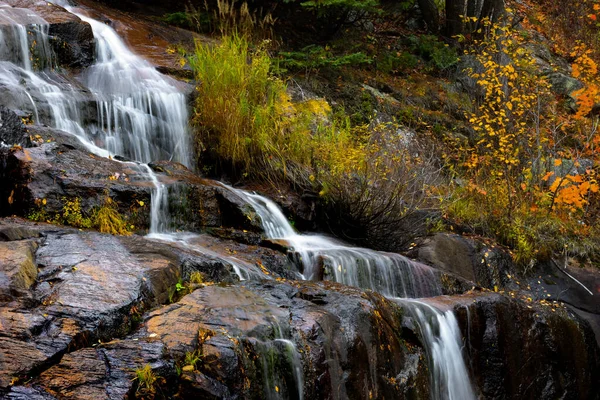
[0,3,475,398]
[227,185,444,298]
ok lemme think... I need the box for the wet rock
[524,260,600,348]
[143,280,430,399]
[0,126,154,224]
[0,223,182,389]
[0,218,43,241]
[3,386,57,399]
[452,292,600,400]
[33,338,176,399]
[3,0,95,69]
[0,106,28,148]
[0,216,301,390]
[0,240,38,300]
[414,233,517,290]
[0,128,270,234]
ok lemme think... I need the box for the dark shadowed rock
[33,338,176,399]
[143,280,431,399]
[0,107,28,149]
[0,127,272,235]
[452,292,600,400]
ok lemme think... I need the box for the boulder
[0,106,28,148]
[0,239,38,301]
[413,233,518,290]
[0,217,293,390]
[139,280,432,399]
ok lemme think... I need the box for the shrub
[377,51,419,74]
[133,364,158,397]
[28,196,132,235]
[92,197,131,235]
[277,45,372,74]
[443,18,600,269]
[407,34,459,71]
[293,0,380,36]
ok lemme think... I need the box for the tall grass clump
[189,34,353,183]
[189,34,284,169]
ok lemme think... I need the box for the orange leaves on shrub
[570,44,600,119]
[550,173,599,212]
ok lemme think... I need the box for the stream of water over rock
[0,3,476,398]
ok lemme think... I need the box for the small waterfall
[227,186,478,399]
[0,5,54,71]
[142,165,170,235]
[251,317,304,400]
[227,186,442,298]
[394,299,476,400]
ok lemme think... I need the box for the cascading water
[0,2,476,397]
[0,5,54,71]
[0,1,191,234]
[74,12,191,167]
[394,299,476,400]
[226,186,442,298]
[252,317,304,400]
[226,186,476,399]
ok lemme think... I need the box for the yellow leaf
[554,159,562,166]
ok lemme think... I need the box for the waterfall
[0,5,54,71]
[0,3,476,397]
[0,1,191,234]
[252,317,304,400]
[75,12,191,167]
[227,186,477,398]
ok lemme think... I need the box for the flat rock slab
[7,280,431,399]
[143,280,430,399]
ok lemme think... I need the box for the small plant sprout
[133,364,157,396]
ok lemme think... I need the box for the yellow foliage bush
[188,34,371,184]
[92,197,132,235]
[29,196,132,236]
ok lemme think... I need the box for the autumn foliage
[448,15,600,268]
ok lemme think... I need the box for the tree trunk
[446,0,505,37]
[417,0,440,32]
[445,0,466,38]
